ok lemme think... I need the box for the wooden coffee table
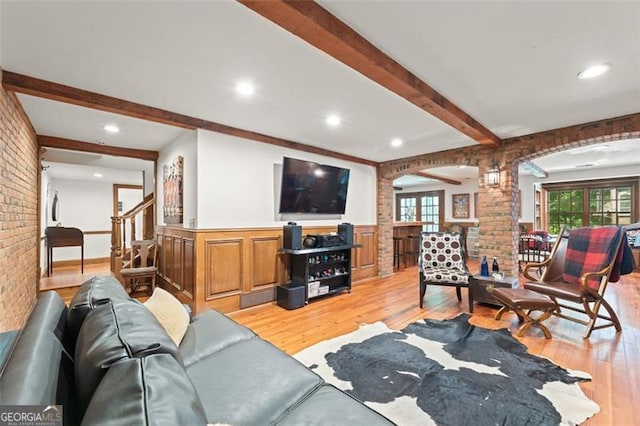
[469,274,518,313]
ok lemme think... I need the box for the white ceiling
[1,1,639,180]
[42,148,151,185]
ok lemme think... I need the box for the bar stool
[392,237,406,270]
[405,235,420,266]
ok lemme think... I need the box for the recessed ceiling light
[391,138,403,148]
[93,173,103,178]
[326,114,341,126]
[104,124,119,133]
[577,63,612,80]
[235,81,255,96]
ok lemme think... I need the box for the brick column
[477,159,519,277]
[377,173,394,277]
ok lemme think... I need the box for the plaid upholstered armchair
[418,231,471,309]
[523,226,634,338]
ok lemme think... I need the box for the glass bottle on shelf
[480,256,490,276]
[492,257,500,273]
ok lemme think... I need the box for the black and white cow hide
[295,314,599,426]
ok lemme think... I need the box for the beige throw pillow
[144,287,189,346]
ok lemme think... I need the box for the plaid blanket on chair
[563,226,634,290]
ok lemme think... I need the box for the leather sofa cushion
[74,298,180,411]
[179,309,256,368]
[275,384,395,425]
[186,338,323,425]
[0,292,67,406]
[81,354,207,426]
[67,276,130,349]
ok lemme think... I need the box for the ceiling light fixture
[577,63,612,80]
[93,173,103,178]
[326,114,341,126]
[104,124,119,133]
[391,138,403,148]
[235,81,255,96]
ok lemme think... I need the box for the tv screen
[279,157,350,214]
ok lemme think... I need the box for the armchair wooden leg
[419,281,426,308]
[599,298,622,332]
[455,286,462,302]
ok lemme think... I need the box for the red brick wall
[0,71,39,332]
[380,113,640,278]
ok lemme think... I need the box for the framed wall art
[163,155,184,224]
[452,193,470,219]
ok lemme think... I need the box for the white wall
[157,130,197,227]
[48,178,113,260]
[143,162,155,196]
[193,129,377,228]
[40,171,52,271]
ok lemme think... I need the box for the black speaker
[338,223,354,245]
[276,284,306,310]
[283,224,302,249]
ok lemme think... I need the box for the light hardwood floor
[229,264,640,426]
[40,261,639,425]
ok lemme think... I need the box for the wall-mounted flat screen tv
[279,157,350,214]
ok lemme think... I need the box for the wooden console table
[45,226,84,276]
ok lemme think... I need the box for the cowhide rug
[295,314,599,426]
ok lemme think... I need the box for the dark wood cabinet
[469,274,518,312]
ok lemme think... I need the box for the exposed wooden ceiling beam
[412,171,462,185]
[38,135,159,161]
[520,160,548,178]
[238,0,501,148]
[4,71,378,167]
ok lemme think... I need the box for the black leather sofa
[0,276,394,425]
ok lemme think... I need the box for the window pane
[589,213,602,225]
[618,187,631,200]
[589,189,601,212]
[570,214,583,228]
[559,192,571,211]
[618,214,631,225]
[548,223,561,234]
[602,212,614,225]
[569,190,582,212]
[619,199,631,212]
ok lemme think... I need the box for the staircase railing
[111,194,155,280]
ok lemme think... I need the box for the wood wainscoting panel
[157,224,377,314]
[171,236,183,291]
[162,234,173,281]
[251,236,283,289]
[204,238,243,299]
[183,238,195,298]
[353,225,378,282]
[156,235,164,279]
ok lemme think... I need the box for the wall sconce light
[486,164,500,186]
